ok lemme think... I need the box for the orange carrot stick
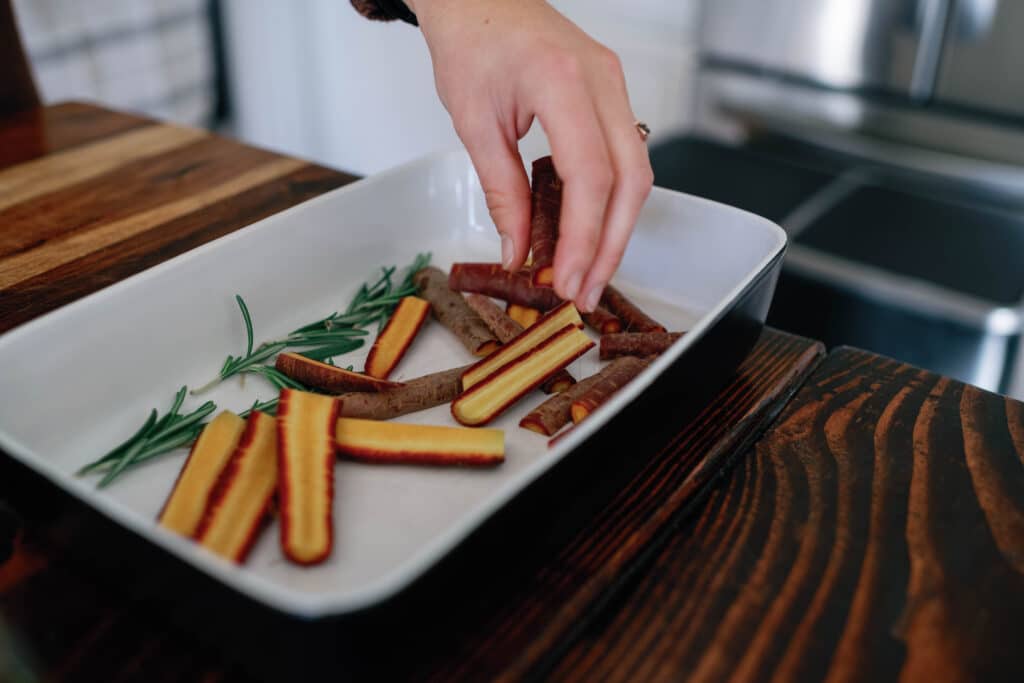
[335,418,504,467]
[507,303,541,329]
[277,388,340,565]
[460,301,583,391]
[452,325,594,426]
[158,411,245,537]
[276,352,402,393]
[364,296,430,379]
[195,411,278,562]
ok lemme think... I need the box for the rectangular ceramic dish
[0,150,786,617]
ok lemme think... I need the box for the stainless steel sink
[650,135,1024,395]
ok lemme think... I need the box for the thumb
[460,123,532,271]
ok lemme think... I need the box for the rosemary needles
[191,252,430,396]
[77,387,217,488]
[79,253,431,487]
[190,296,365,395]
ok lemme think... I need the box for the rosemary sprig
[77,387,217,487]
[79,388,287,485]
[296,252,431,333]
[194,253,429,395]
[191,296,287,394]
[240,397,280,418]
[191,298,369,395]
[248,364,308,391]
[82,253,431,487]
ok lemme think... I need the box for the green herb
[81,253,431,488]
[77,387,217,487]
[240,397,280,418]
[248,364,308,391]
[296,252,430,333]
[190,297,289,395]
[192,252,429,395]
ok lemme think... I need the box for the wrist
[351,0,418,25]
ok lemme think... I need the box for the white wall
[221,0,699,175]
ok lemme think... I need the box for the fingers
[455,115,532,271]
[576,49,654,312]
[531,56,613,304]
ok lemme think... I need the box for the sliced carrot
[506,303,542,329]
[452,325,594,426]
[159,411,245,537]
[335,418,504,467]
[467,294,575,395]
[194,411,278,562]
[460,301,583,391]
[277,388,340,565]
[364,296,430,379]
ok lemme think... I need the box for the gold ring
[635,120,650,142]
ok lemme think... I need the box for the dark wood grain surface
[412,331,824,682]
[0,327,823,682]
[547,347,1024,682]
[0,102,354,332]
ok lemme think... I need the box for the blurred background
[10,0,1024,399]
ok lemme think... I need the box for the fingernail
[563,270,583,301]
[583,282,605,313]
[501,235,514,270]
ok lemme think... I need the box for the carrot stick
[519,372,606,436]
[581,305,622,334]
[277,389,340,565]
[158,411,245,537]
[506,303,541,329]
[195,411,278,562]
[600,285,666,333]
[452,325,594,426]
[336,364,473,420]
[414,266,500,357]
[449,263,563,311]
[465,294,522,342]
[529,156,561,286]
[276,352,402,393]
[465,294,576,394]
[599,331,684,360]
[364,296,430,379]
[335,418,504,467]
[570,356,649,424]
[460,301,582,391]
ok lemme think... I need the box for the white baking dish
[0,149,785,617]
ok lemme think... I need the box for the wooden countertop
[1,103,1021,682]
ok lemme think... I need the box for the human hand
[410,0,654,312]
